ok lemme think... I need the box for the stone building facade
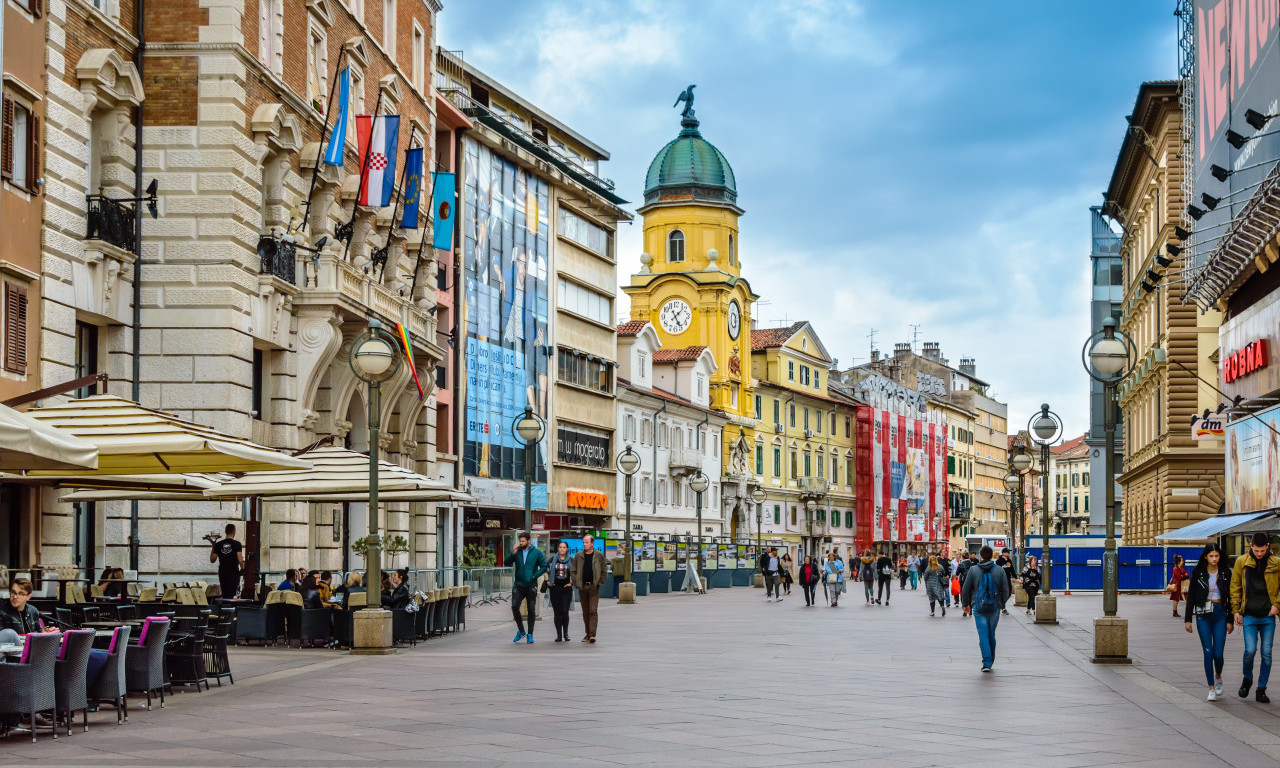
[34,0,448,584]
[1104,81,1224,545]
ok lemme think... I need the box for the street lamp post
[750,486,766,586]
[1027,404,1063,598]
[1009,445,1032,569]
[804,499,817,558]
[348,319,401,652]
[1083,317,1137,623]
[513,407,545,538]
[690,471,710,579]
[616,446,641,589]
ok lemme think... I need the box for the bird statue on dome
[673,85,696,120]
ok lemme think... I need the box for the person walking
[1186,543,1234,701]
[898,554,909,590]
[504,531,548,644]
[798,555,821,606]
[876,550,894,606]
[782,553,795,596]
[824,552,845,607]
[209,523,244,600]
[572,534,607,643]
[1232,532,1280,702]
[547,541,574,643]
[962,545,1011,672]
[1021,555,1042,616]
[760,547,784,603]
[956,552,977,618]
[939,552,953,609]
[1169,554,1190,618]
[908,552,921,590]
[923,556,947,617]
[859,551,876,605]
[996,549,1016,615]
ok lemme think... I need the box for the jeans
[764,573,779,598]
[802,583,817,605]
[878,577,892,603]
[1242,614,1276,688]
[511,584,538,635]
[974,608,1001,667]
[1195,602,1228,687]
[910,571,918,589]
[864,580,875,603]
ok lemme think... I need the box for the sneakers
[513,630,526,643]
[981,665,992,673]
[1241,680,1253,698]
[942,605,946,617]
[1207,690,1219,701]
[766,597,771,603]
[526,634,535,644]
[1215,679,1225,696]
[1259,688,1270,704]
[776,597,783,603]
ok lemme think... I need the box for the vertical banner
[432,172,457,251]
[323,67,350,166]
[400,147,423,228]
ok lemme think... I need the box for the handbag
[826,573,838,584]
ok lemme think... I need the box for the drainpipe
[652,399,667,520]
[128,0,147,572]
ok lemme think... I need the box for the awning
[0,402,98,471]
[201,446,470,502]
[56,473,232,502]
[1156,511,1276,542]
[22,395,310,475]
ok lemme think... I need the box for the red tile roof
[652,345,707,363]
[1051,433,1089,459]
[750,321,806,350]
[616,320,647,337]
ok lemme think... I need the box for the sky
[438,0,1180,436]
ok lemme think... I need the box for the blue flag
[323,67,350,166]
[401,148,423,229]
[431,172,456,251]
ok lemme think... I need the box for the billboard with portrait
[463,138,551,499]
[1226,404,1280,515]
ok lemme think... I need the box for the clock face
[727,300,741,340]
[659,299,693,335]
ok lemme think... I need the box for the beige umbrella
[22,395,310,475]
[55,473,232,502]
[201,446,470,502]
[0,402,98,471]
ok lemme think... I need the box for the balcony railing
[86,195,138,253]
[668,446,702,475]
[799,477,829,497]
[258,237,297,285]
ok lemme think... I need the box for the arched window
[728,234,736,266]
[667,230,685,263]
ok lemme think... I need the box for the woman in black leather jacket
[1184,543,1234,701]
[382,568,411,610]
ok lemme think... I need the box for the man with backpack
[962,545,1012,672]
[875,550,895,606]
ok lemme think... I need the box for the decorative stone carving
[333,419,353,439]
[76,49,144,114]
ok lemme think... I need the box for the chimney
[893,342,910,359]
[871,349,880,363]
[923,342,941,361]
[959,357,976,377]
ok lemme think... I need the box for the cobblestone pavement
[3,585,1280,766]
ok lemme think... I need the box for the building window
[815,371,820,389]
[673,481,682,507]
[1,94,38,193]
[306,25,328,108]
[658,423,668,448]
[832,456,838,481]
[641,419,652,445]
[382,0,396,57]
[801,365,810,385]
[816,452,824,479]
[251,348,265,418]
[755,445,763,475]
[803,450,811,477]
[789,404,795,428]
[728,234,736,266]
[845,510,853,528]
[774,505,781,525]
[412,22,426,91]
[772,447,781,477]
[696,375,706,399]
[2,282,28,374]
[1083,472,1090,484]
[636,351,647,378]
[667,230,685,263]
[729,387,737,409]
[773,399,780,425]
[845,416,851,438]
[556,348,613,393]
[816,411,822,434]
[788,361,794,381]
[559,207,613,257]
[74,322,100,398]
[845,459,853,486]
[557,278,613,326]
[754,395,762,420]
[803,408,810,431]
[830,412,836,434]
[789,449,798,477]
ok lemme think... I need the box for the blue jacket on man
[505,545,549,588]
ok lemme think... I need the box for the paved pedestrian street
[6,587,1280,767]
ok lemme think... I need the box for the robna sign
[1224,339,1268,383]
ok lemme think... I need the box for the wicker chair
[54,629,94,735]
[430,590,447,637]
[164,619,208,691]
[87,626,130,725]
[0,632,60,742]
[203,617,234,686]
[126,617,170,710]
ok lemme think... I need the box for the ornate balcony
[668,446,703,476]
[257,236,297,285]
[86,195,138,254]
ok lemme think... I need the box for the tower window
[728,234,736,266]
[667,230,685,263]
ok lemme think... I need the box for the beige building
[1104,81,1224,545]
[1052,434,1090,535]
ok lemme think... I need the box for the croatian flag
[355,114,400,207]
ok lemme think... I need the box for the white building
[615,321,727,541]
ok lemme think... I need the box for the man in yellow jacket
[1231,532,1280,703]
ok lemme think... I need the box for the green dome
[643,118,737,206]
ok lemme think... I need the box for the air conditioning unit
[804,429,814,438]
[774,423,784,433]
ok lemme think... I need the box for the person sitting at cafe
[98,567,127,599]
[277,569,298,592]
[0,578,57,644]
[318,571,340,609]
[382,568,410,610]
[334,572,363,604]
[298,572,324,610]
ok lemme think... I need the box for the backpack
[973,568,1000,613]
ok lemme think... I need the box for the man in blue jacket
[504,531,548,644]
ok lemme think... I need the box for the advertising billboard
[1191,1,1280,267]
[462,139,551,503]
[855,405,947,548]
[1226,403,1280,514]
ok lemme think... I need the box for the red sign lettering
[1224,338,1269,383]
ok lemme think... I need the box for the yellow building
[623,102,763,537]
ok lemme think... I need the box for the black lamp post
[1008,445,1032,569]
[512,407,545,537]
[617,446,641,579]
[1027,405,1063,596]
[690,471,710,573]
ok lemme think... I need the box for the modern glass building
[1086,206,1124,535]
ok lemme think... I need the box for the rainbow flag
[396,323,424,400]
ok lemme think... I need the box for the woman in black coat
[797,556,821,607]
[1184,543,1234,701]
[1020,556,1042,616]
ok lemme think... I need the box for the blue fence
[1021,537,1204,591]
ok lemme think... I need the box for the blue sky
[439,0,1179,435]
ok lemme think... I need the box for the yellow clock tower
[623,94,759,486]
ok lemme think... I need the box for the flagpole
[408,163,442,299]
[299,48,347,234]
[372,123,418,279]
[338,88,385,262]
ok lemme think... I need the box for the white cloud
[741,0,897,64]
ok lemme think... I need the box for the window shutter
[4,283,28,375]
[1,97,13,182]
[33,0,42,18]
[26,114,38,194]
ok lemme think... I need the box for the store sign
[556,426,610,469]
[1191,415,1226,440]
[464,477,548,510]
[567,490,608,510]
[1224,339,1268,383]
